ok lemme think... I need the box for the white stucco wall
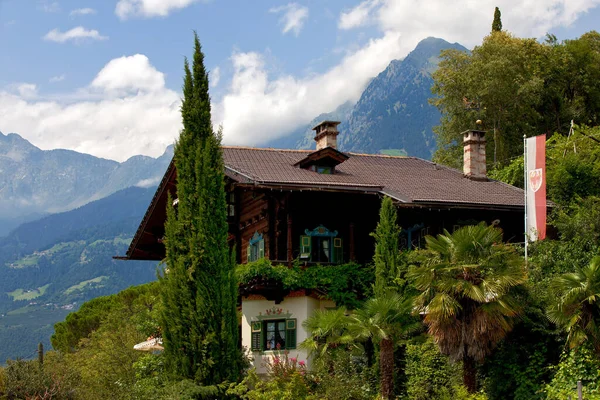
[241,295,335,374]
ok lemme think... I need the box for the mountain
[267,37,468,158]
[0,186,158,362]
[0,131,173,236]
[267,101,355,150]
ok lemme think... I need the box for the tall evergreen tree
[492,7,502,32]
[371,196,402,296]
[159,33,241,385]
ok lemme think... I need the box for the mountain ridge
[266,37,468,158]
[0,133,173,236]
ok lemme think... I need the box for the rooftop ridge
[223,146,313,153]
[222,146,410,159]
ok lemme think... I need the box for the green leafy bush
[405,337,488,400]
[544,345,600,399]
[228,352,311,400]
[237,260,373,309]
[2,354,79,400]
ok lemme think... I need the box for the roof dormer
[294,146,349,174]
[293,120,349,174]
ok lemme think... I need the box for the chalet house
[120,122,525,372]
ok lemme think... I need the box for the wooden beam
[349,222,355,262]
[287,213,292,268]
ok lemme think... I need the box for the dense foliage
[237,259,373,309]
[432,30,600,168]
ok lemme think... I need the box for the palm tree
[302,293,417,400]
[547,256,600,355]
[301,307,354,363]
[408,223,527,393]
[349,292,419,399]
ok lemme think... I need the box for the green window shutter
[251,321,262,351]
[300,236,311,259]
[258,239,265,259]
[333,238,343,264]
[247,245,252,263]
[285,319,297,350]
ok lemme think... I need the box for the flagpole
[524,134,528,264]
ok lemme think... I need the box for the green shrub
[544,345,600,400]
[228,352,311,400]
[405,337,488,400]
[307,348,378,400]
[2,354,78,400]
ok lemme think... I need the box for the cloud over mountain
[3,0,600,162]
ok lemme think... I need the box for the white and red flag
[525,134,546,241]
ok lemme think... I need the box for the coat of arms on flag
[525,135,547,241]
[528,169,543,193]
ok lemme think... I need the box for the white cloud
[49,74,66,83]
[338,0,380,30]
[115,0,200,20]
[135,176,162,188]
[15,84,38,98]
[210,67,221,88]
[91,54,166,94]
[345,0,600,48]
[43,27,108,43]
[269,3,309,36]
[70,8,97,17]
[39,1,60,13]
[0,56,181,162]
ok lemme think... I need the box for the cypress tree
[492,7,502,32]
[159,32,242,385]
[371,196,402,296]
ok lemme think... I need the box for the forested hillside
[0,187,159,362]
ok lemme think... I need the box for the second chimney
[462,129,487,181]
[313,121,341,150]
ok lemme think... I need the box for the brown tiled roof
[223,147,524,208]
[117,146,526,260]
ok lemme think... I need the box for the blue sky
[0,0,599,161]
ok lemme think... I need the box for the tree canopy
[431,30,600,169]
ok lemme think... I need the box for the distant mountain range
[0,132,173,236]
[267,37,468,158]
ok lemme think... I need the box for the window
[247,232,265,262]
[251,319,297,352]
[299,225,343,263]
[227,191,235,217]
[309,165,333,174]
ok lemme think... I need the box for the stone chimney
[312,121,341,150]
[462,129,487,180]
